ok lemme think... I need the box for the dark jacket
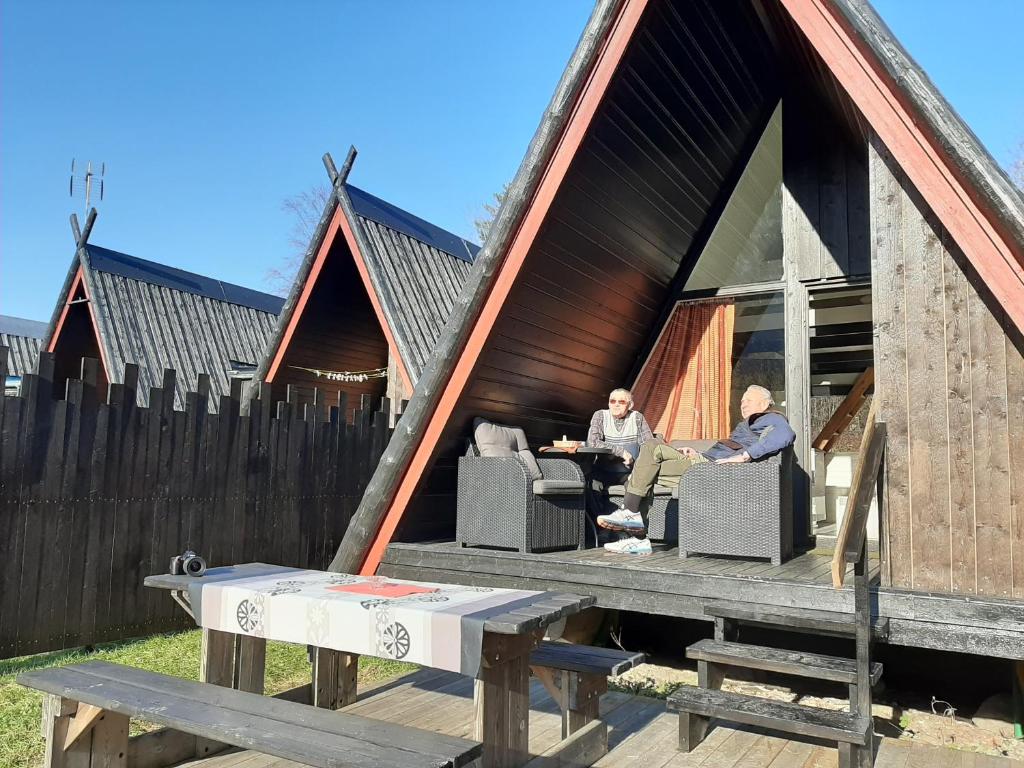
[702,411,795,461]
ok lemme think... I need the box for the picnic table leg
[475,631,541,768]
[313,648,359,709]
[200,628,236,687]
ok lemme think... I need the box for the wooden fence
[0,350,396,659]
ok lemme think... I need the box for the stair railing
[831,408,886,768]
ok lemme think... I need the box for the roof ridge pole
[326,147,418,390]
[44,208,99,346]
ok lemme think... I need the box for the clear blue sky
[2,1,1022,323]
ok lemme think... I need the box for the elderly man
[598,384,795,555]
[587,387,654,466]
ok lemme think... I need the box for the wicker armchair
[678,449,793,565]
[456,443,587,553]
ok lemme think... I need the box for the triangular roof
[0,314,46,376]
[44,243,283,409]
[333,0,1024,575]
[256,180,478,391]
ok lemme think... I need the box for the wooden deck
[379,542,1024,660]
[175,668,1014,768]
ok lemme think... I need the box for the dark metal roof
[85,245,285,315]
[0,315,46,376]
[346,184,480,264]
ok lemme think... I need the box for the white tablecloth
[188,566,544,675]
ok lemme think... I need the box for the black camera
[169,550,207,577]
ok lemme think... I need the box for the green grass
[0,630,417,768]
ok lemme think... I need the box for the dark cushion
[473,418,543,481]
[532,479,584,495]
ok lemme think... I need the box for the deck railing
[0,349,396,659]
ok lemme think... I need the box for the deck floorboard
[170,670,1008,768]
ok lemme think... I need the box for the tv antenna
[69,159,105,216]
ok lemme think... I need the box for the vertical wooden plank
[40,694,91,768]
[1006,326,1024,599]
[968,278,1012,598]
[869,137,912,588]
[121,402,150,637]
[0,395,25,656]
[88,710,129,768]
[818,138,849,278]
[312,648,359,709]
[783,94,820,281]
[902,184,952,592]
[24,393,66,654]
[846,143,871,276]
[236,636,266,694]
[65,358,100,647]
[783,279,810,547]
[943,236,977,594]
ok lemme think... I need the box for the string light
[288,365,388,383]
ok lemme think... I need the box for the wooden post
[475,631,540,768]
[197,628,235,759]
[236,636,266,694]
[40,695,90,768]
[312,648,359,709]
[87,710,129,768]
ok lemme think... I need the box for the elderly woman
[587,387,654,466]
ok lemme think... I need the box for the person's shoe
[596,508,645,533]
[603,536,652,555]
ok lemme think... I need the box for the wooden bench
[524,641,645,768]
[19,660,482,768]
[527,641,644,740]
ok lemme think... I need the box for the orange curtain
[632,300,735,441]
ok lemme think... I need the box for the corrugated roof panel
[85,244,285,315]
[0,332,43,376]
[89,270,279,410]
[357,215,474,380]
[346,184,481,264]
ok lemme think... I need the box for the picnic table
[146,563,595,768]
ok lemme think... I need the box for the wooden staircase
[668,424,887,768]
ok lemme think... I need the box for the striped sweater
[587,409,654,459]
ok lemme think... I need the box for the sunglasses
[608,399,630,404]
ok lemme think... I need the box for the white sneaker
[596,508,645,532]
[603,536,652,555]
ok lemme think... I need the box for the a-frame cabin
[44,225,284,411]
[255,161,479,422]
[334,0,1024,661]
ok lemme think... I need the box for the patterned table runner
[187,566,544,676]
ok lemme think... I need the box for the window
[683,102,783,291]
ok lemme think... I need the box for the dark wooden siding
[270,237,389,421]
[870,136,1024,599]
[399,0,780,539]
[52,294,109,400]
[456,0,778,441]
[783,89,870,281]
